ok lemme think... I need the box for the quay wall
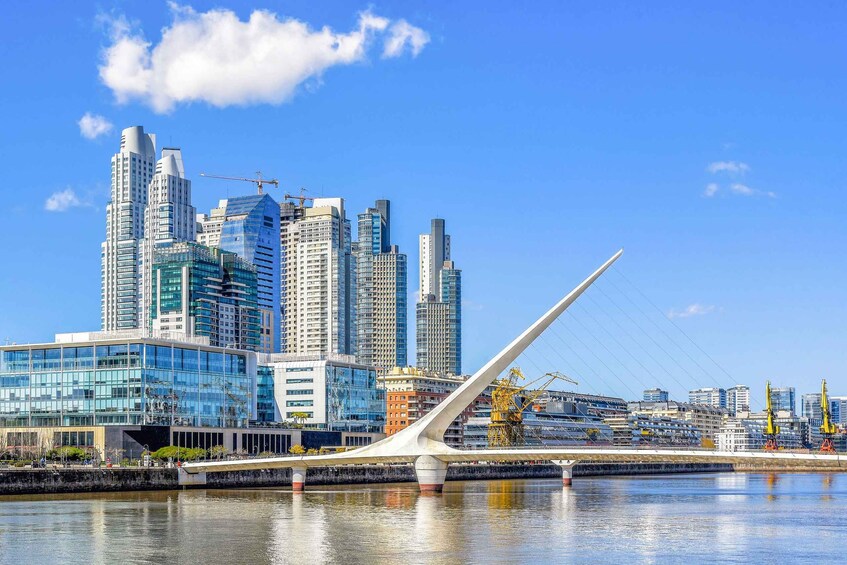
[0,462,733,495]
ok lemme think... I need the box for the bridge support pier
[292,466,307,492]
[553,460,577,487]
[414,455,449,493]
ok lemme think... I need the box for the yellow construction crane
[283,188,314,208]
[487,367,578,448]
[764,380,780,451]
[200,171,279,195]
[820,379,838,453]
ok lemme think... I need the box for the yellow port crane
[487,367,578,448]
[200,171,279,195]
[764,380,780,451]
[820,379,838,453]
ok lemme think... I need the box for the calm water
[0,473,845,564]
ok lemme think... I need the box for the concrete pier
[414,455,449,493]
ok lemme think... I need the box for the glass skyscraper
[197,194,281,353]
[151,242,261,351]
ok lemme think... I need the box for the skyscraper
[197,194,281,353]
[139,148,195,333]
[150,242,260,350]
[416,219,462,375]
[281,198,355,355]
[356,200,407,370]
[101,126,157,331]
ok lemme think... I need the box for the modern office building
[801,392,840,425]
[101,126,158,332]
[150,242,260,351]
[726,384,750,416]
[831,396,847,426]
[356,201,407,371]
[688,387,727,409]
[378,367,470,447]
[197,194,281,353]
[643,388,669,402]
[261,353,385,434]
[280,198,356,356]
[416,219,462,375]
[770,386,796,415]
[139,147,196,333]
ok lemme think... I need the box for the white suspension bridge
[181,250,844,492]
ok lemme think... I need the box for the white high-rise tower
[139,148,195,332]
[101,126,157,331]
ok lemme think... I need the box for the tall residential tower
[101,126,157,331]
[416,219,462,375]
[356,200,407,370]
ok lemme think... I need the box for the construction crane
[764,380,780,451]
[820,378,838,453]
[199,171,279,195]
[487,367,578,448]
[283,187,314,208]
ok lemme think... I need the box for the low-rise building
[604,414,702,447]
[628,400,726,443]
[261,353,385,434]
[643,388,669,402]
[716,418,803,452]
[377,367,471,447]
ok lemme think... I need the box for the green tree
[151,446,207,462]
[48,446,86,461]
[290,412,309,428]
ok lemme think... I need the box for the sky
[0,2,845,403]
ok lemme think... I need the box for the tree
[290,412,309,428]
[48,446,86,461]
[151,446,207,462]
[208,445,229,460]
[701,437,716,449]
[289,444,306,455]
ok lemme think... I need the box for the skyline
[1,2,845,399]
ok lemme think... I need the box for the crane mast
[763,380,780,451]
[820,379,838,453]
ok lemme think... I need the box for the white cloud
[383,19,430,58]
[45,188,82,212]
[706,161,750,175]
[703,183,719,197]
[98,4,428,113]
[667,303,716,319]
[78,112,114,139]
[730,183,777,198]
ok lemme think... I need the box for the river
[0,473,845,564]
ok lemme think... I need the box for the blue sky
[1,2,845,403]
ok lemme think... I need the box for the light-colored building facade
[197,194,281,353]
[726,384,750,416]
[280,198,355,356]
[139,147,196,333]
[688,387,727,409]
[716,418,803,452]
[628,400,726,442]
[643,388,669,402]
[261,353,384,433]
[101,126,158,332]
[356,201,407,371]
[605,414,702,447]
[378,367,470,447]
[416,219,461,375]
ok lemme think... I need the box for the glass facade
[325,363,385,433]
[151,242,261,351]
[0,341,253,429]
[255,365,276,423]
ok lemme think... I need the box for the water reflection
[1,474,846,564]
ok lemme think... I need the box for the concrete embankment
[0,462,734,495]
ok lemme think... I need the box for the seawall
[0,462,734,495]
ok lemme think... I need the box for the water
[0,473,845,564]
